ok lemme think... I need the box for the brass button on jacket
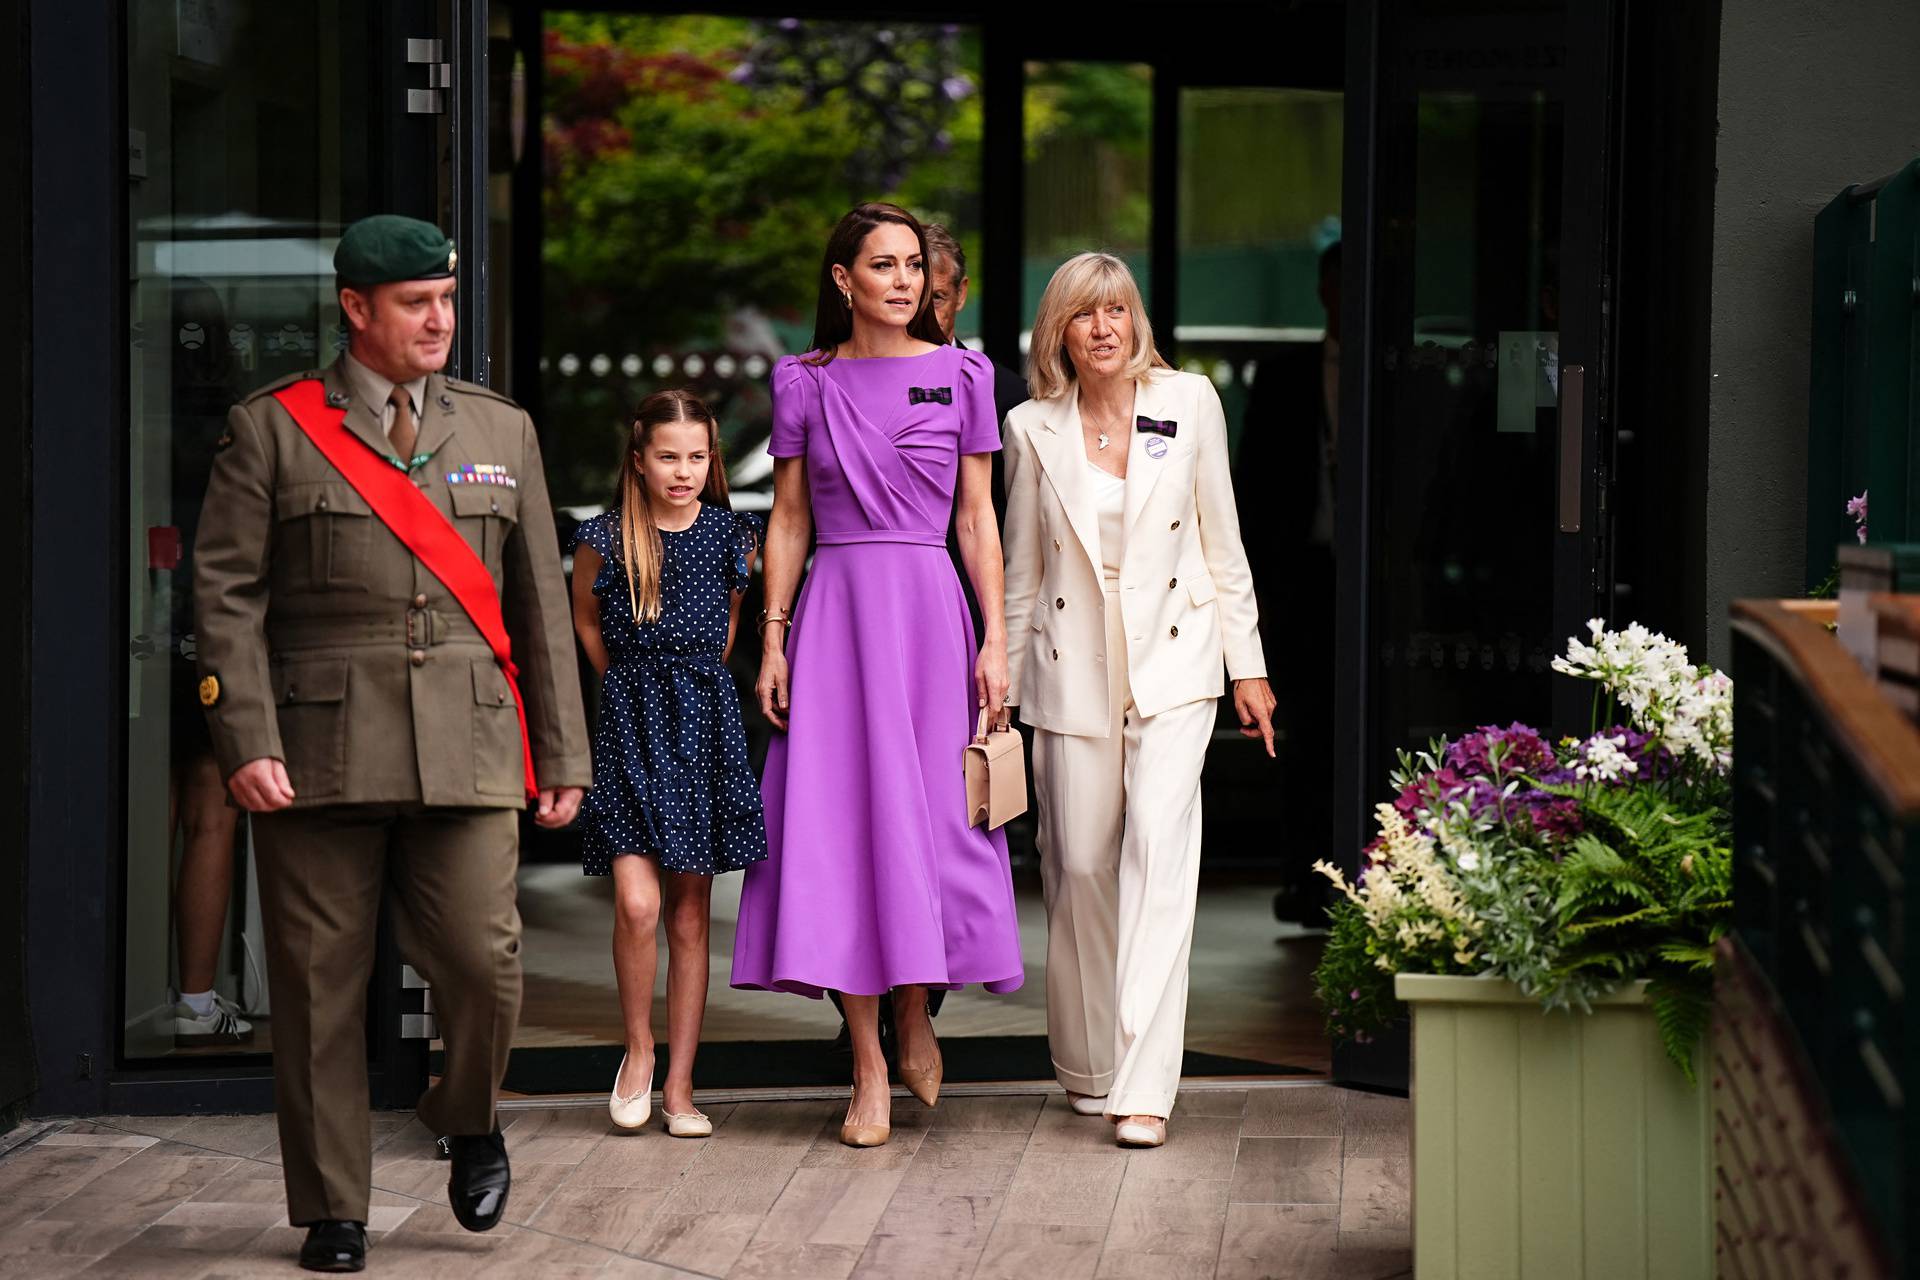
[412,593,428,609]
[409,649,427,667]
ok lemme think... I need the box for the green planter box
[1394,974,1711,1280]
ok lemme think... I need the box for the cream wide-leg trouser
[1032,582,1215,1119]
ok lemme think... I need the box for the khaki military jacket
[194,358,591,808]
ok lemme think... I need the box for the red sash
[274,378,539,801]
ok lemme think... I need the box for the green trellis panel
[1807,159,1920,588]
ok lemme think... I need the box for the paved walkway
[0,1084,1409,1278]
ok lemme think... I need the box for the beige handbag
[965,708,1028,829]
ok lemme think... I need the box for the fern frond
[1646,976,1712,1084]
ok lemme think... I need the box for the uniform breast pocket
[276,481,373,592]
[470,657,523,797]
[271,655,349,799]
[451,486,519,572]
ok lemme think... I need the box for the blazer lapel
[324,360,395,463]
[1122,374,1179,536]
[1032,392,1102,584]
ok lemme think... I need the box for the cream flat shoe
[1067,1092,1108,1117]
[609,1050,654,1130]
[661,1108,712,1139]
[1115,1116,1167,1148]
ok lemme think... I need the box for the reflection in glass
[124,2,373,1059]
[1371,85,1564,766]
[538,15,984,517]
[1021,62,1153,338]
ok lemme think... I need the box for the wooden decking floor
[0,1084,1409,1278]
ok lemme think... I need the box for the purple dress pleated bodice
[730,345,1024,997]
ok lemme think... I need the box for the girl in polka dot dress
[571,389,767,1137]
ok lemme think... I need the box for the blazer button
[1055,597,1066,609]
[410,649,427,667]
[490,500,501,513]
[496,691,506,704]
[1169,625,1180,638]
[1052,538,1062,551]
[1051,648,1060,660]
[412,593,428,609]
[316,497,330,511]
[1169,519,1180,530]
[1169,577,1178,590]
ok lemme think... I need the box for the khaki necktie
[389,385,417,463]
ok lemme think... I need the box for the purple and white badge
[1145,437,1169,460]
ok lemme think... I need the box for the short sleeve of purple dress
[731,346,1025,998]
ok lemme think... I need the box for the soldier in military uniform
[194,215,590,1273]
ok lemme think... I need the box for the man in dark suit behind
[1234,241,1340,924]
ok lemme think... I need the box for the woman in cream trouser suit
[1002,253,1275,1148]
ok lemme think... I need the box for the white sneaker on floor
[172,999,253,1044]
[1067,1093,1108,1117]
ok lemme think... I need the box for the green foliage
[1315,764,1732,1081]
[539,15,983,506]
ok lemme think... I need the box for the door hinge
[406,38,449,115]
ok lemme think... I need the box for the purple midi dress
[730,345,1025,998]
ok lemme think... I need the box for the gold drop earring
[842,289,852,309]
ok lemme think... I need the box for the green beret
[334,214,458,286]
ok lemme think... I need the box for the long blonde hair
[616,389,731,623]
[1026,251,1169,401]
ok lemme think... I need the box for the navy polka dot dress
[576,503,769,876]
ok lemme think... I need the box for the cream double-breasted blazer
[1003,368,1266,737]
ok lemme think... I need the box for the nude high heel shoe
[839,1082,891,1147]
[1115,1115,1167,1148]
[897,1012,943,1108]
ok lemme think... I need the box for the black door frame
[22,0,469,1117]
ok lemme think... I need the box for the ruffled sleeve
[767,355,815,458]
[729,510,765,592]
[576,510,619,561]
[956,347,1003,455]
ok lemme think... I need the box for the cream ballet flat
[1067,1092,1108,1117]
[1115,1116,1167,1148]
[661,1108,712,1139]
[609,1050,654,1130]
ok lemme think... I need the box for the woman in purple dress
[732,203,1022,1146]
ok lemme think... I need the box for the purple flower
[942,75,974,101]
[726,62,755,84]
[1848,490,1869,544]
[777,17,801,31]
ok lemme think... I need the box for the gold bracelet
[757,616,791,635]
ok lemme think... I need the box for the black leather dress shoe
[445,1128,511,1232]
[299,1220,366,1273]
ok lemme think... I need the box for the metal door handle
[1558,364,1584,533]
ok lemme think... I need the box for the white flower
[1456,848,1481,872]
[1575,734,1639,782]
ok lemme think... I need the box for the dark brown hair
[615,389,730,622]
[922,222,966,280]
[804,202,945,364]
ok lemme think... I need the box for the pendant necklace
[1096,431,1111,451]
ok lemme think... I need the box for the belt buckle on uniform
[406,605,433,649]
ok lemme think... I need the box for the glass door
[122,1,444,1097]
[1335,0,1618,1084]
[1363,0,1614,785]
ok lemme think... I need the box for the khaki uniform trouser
[1032,583,1213,1120]
[252,804,522,1226]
